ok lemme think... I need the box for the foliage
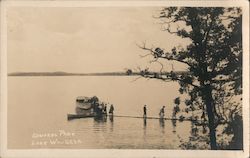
[137,7,243,150]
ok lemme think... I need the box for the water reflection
[159,118,165,139]
[159,118,165,128]
[93,116,108,132]
[143,118,147,127]
[143,118,147,143]
[159,118,166,145]
[109,115,114,122]
[171,119,177,133]
[94,115,107,123]
[109,115,114,132]
[68,116,192,149]
[9,76,192,149]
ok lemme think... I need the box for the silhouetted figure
[103,105,107,115]
[159,106,165,119]
[109,104,114,115]
[94,103,103,116]
[143,105,147,118]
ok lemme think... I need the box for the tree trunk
[204,85,218,150]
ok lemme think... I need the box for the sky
[7,7,190,73]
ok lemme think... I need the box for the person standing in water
[159,106,165,119]
[109,104,114,115]
[103,104,107,115]
[143,105,147,118]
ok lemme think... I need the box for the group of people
[95,103,114,116]
[143,105,166,119]
[104,104,114,115]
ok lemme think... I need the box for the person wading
[159,106,165,119]
[109,104,114,115]
[143,105,147,118]
[103,104,107,115]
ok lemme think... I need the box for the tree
[137,7,242,150]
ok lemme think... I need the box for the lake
[8,76,192,149]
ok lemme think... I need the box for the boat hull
[67,114,95,120]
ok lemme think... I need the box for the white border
[0,1,249,158]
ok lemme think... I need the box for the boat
[67,96,107,120]
[67,113,96,120]
[75,96,94,116]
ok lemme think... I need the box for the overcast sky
[7,7,189,73]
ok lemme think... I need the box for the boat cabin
[75,96,94,116]
[75,96,105,116]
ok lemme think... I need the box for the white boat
[75,96,94,116]
[67,96,106,120]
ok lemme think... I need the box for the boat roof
[76,96,91,101]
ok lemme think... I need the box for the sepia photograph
[0,1,249,158]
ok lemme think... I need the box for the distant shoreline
[8,71,187,77]
[8,72,139,76]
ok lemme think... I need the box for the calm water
[8,76,192,149]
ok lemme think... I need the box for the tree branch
[138,43,192,67]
